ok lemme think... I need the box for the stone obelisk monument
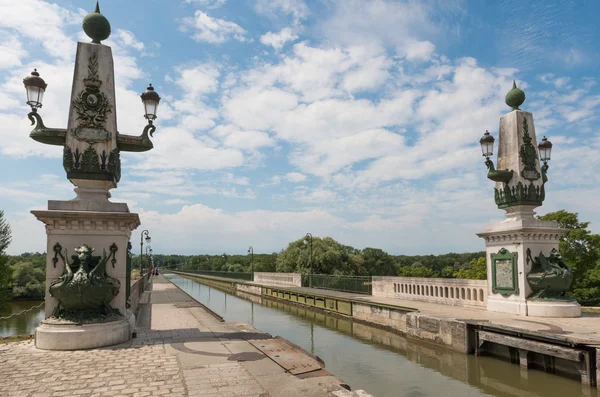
[476,83,580,318]
[25,4,158,349]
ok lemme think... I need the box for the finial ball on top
[82,2,111,44]
[505,80,525,111]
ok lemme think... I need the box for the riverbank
[171,270,600,389]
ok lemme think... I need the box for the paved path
[0,276,368,397]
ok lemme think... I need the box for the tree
[276,236,362,275]
[361,248,396,276]
[397,265,434,278]
[454,257,487,280]
[0,211,11,306]
[538,210,600,302]
[11,261,45,299]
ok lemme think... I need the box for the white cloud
[181,11,247,44]
[211,125,275,151]
[0,0,82,60]
[185,0,227,8]
[260,27,298,50]
[284,172,306,182]
[0,33,27,68]
[254,0,309,24]
[223,173,250,185]
[404,40,435,61]
[114,29,145,51]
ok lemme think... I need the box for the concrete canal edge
[171,271,600,389]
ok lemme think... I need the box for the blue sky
[1,0,599,255]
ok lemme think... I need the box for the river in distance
[0,300,44,337]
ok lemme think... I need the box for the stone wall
[236,283,262,296]
[372,276,488,308]
[254,272,302,287]
[352,302,471,353]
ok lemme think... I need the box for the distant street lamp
[140,230,151,275]
[303,233,313,287]
[146,245,153,273]
[247,246,254,274]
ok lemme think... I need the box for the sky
[0,0,599,256]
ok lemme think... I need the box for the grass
[0,334,33,344]
[582,307,600,314]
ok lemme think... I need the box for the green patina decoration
[63,146,121,183]
[107,149,121,182]
[49,243,121,323]
[505,80,525,111]
[82,145,101,172]
[491,248,519,296]
[63,147,73,173]
[485,159,514,183]
[526,248,573,299]
[82,2,111,44]
[519,118,541,181]
[494,181,545,208]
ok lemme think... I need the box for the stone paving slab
[0,275,369,397]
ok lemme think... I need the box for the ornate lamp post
[476,81,577,318]
[27,3,162,350]
[140,230,151,275]
[247,246,254,275]
[303,233,313,287]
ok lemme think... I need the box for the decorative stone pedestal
[477,207,580,318]
[476,89,581,318]
[32,207,140,349]
[35,315,133,350]
[527,299,581,318]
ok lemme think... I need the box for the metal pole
[305,233,313,287]
[140,230,150,277]
[248,246,254,275]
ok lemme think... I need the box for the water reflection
[168,274,595,397]
[0,301,44,337]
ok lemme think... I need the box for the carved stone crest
[72,52,112,143]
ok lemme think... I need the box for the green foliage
[0,211,11,307]
[361,248,396,276]
[276,236,362,275]
[454,257,487,280]
[0,211,11,254]
[397,265,434,278]
[0,255,10,306]
[11,261,45,300]
[393,251,485,278]
[538,210,600,303]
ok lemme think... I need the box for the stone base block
[527,299,581,318]
[487,297,528,316]
[35,316,132,350]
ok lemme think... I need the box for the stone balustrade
[372,276,488,308]
[129,272,151,316]
[254,272,302,287]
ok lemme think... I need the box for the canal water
[0,301,44,337]
[167,274,594,397]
